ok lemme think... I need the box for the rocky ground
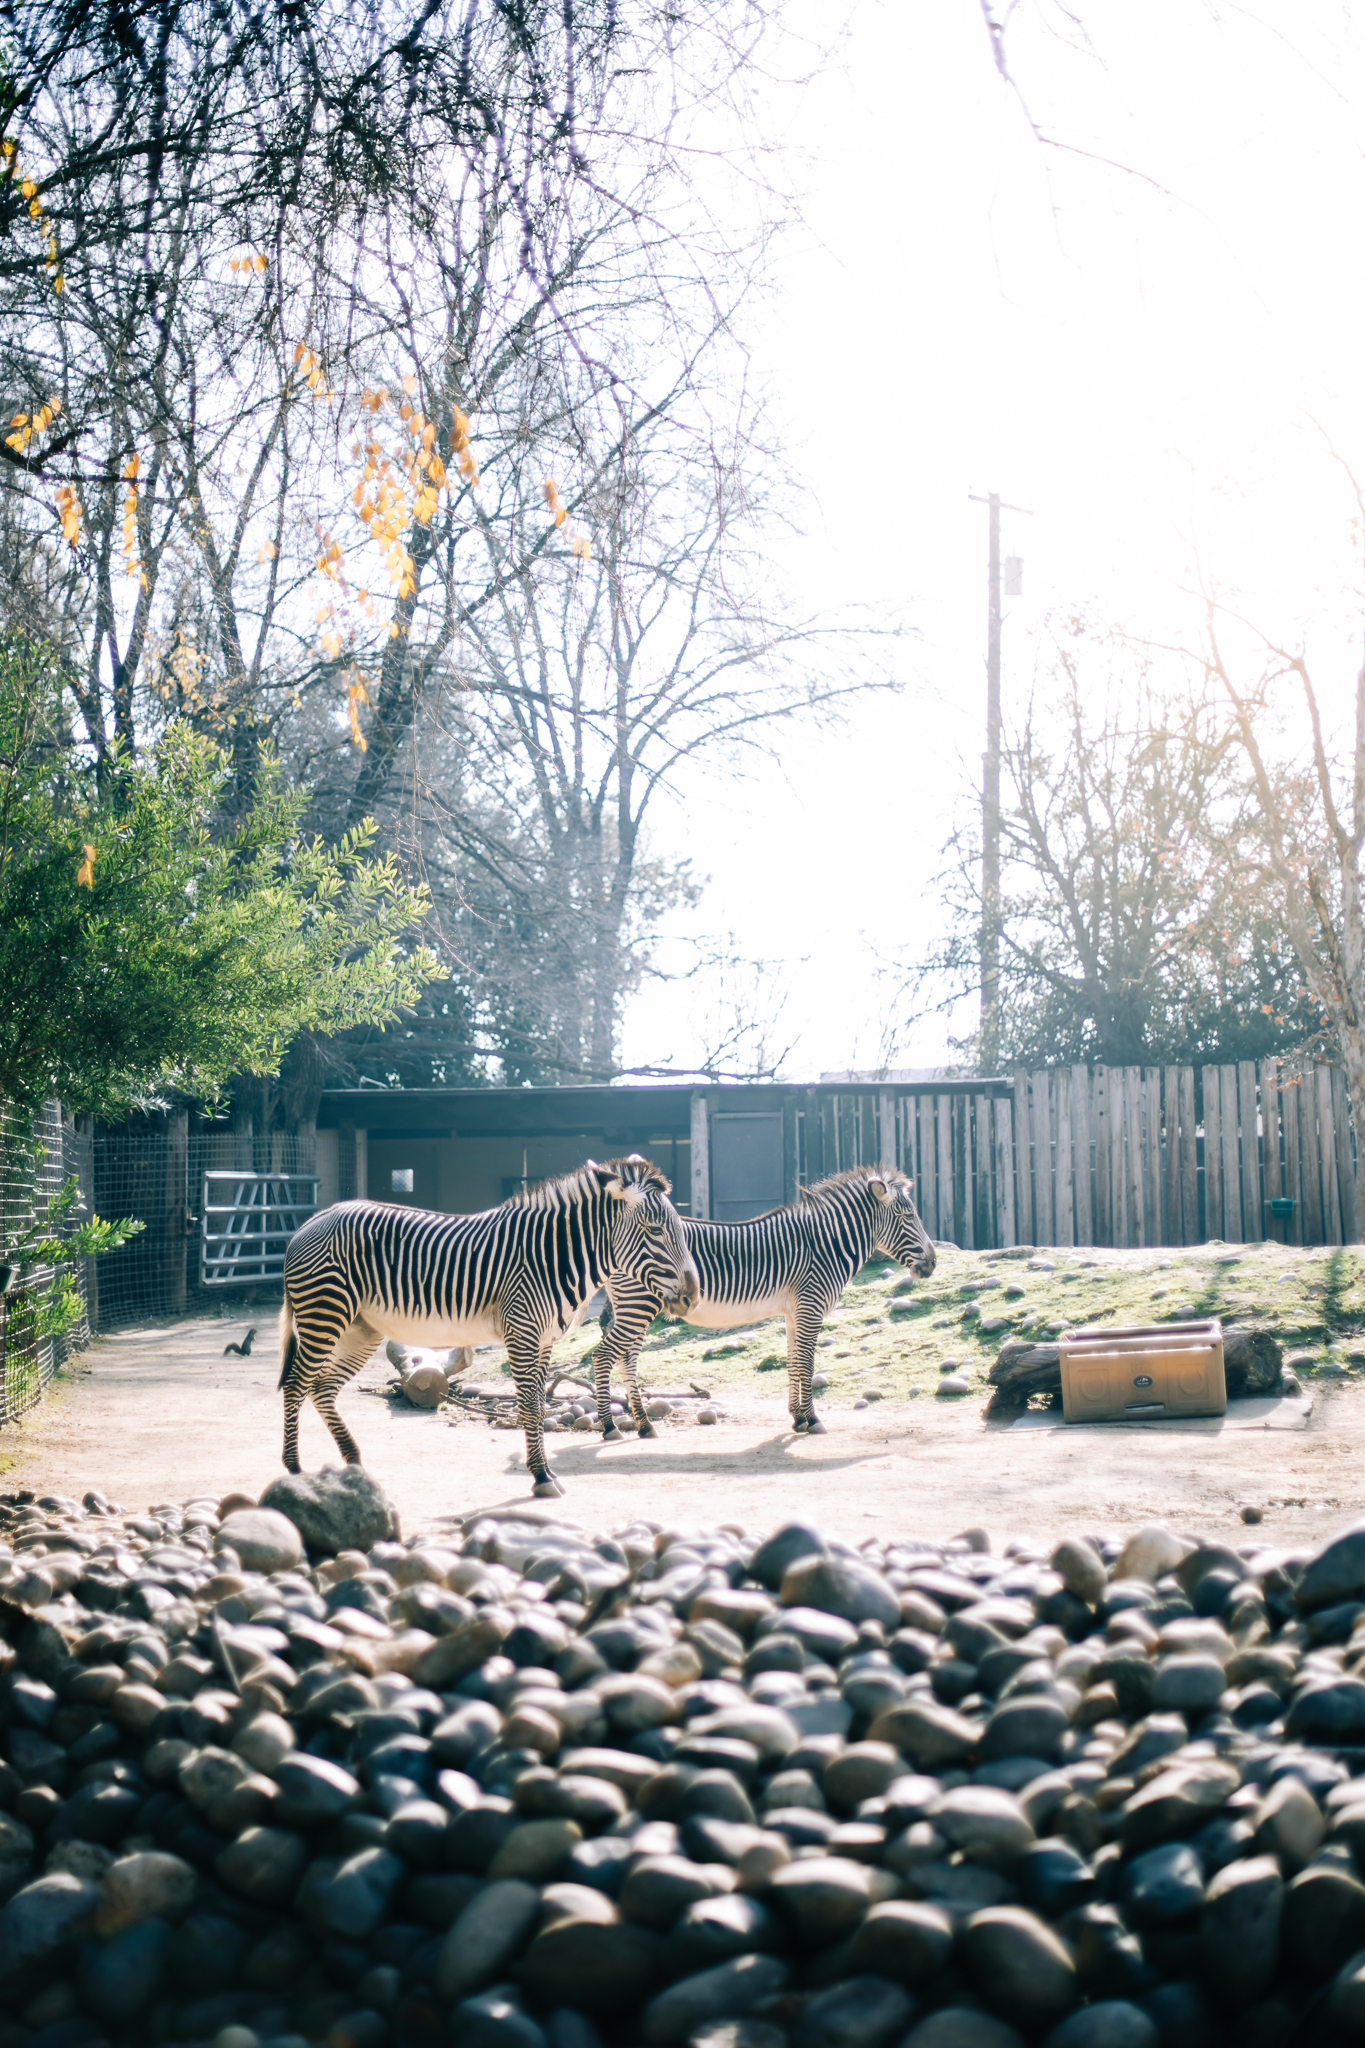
[6,1472,1365,2048]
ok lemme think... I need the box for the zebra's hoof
[532,1473,564,1497]
[635,1420,657,1439]
[806,1416,827,1435]
[601,1426,623,1443]
[791,1416,808,1433]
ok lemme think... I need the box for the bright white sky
[618,0,1365,1084]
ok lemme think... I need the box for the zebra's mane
[512,1154,671,1210]
[798,1164,909,1206]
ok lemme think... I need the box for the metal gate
[201,1170,319,1285]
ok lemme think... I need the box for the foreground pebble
[4,1487,1365,2047]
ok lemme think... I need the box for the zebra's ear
[868,1177,890,1200]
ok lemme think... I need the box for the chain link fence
[0,1100,90,1425]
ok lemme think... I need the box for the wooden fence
[805,1062,1359,1251]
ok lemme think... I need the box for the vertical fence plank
[1109,1069,1127,1246]
[1012,1075,1032,1244]
[1122,1067,1143,1246]
[1071,1065,1093,1245]
[936,1095,955,1245]
[1319,1066,1343,1247]
[1283,1066,1304,1246]
[953,1097,972,1250]
[1163,1066,1181,1245]
[1031,1071,1054,1247]
[1260,1060,1283,1244]
[1218,1066,1242,1241]
[878,1089,896,1175]
[1052,1068,1072,1246]
[1142,1069,1163,1244]
[1203,1069,1222,1242]
[1238,1059,1262,1242]
[1331,1066,1357,1243]
[1093,1068,1111,1247]
[970,1095,991,1247]
[995,1097,1017,1247]
[1177,1067,1197,1245]
[1300,1068,1325,1245]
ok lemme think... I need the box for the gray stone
[452,1987,548,2048]
[300,1844,401,1940]
[1294,1518,1365,1612]
[962,1907,1078,2031]
[823,1743,905,1811]
[769,1857,878,1943]
[213,1506,303,1573]
[0,1814,34,1906]
[936,1376,972,1397]
[0,1873,99,1987]
[1200,1854,1282,2008]
[749,1522,829,1591]
[213,1826,309,1909]
[1121,1843,1205,1930]
[95,1852,196,1934]
[1119,1760,1239,1852]
[435,1877,542,2001]
[1285,1678,1365,1745]
[259,1466,400,1557]
[641,1953,789,2047]
[779,1556,901,1629]
[902,2017,1025,2048]
[272,1753,362,1827]
[794,1975,917,2048]
[1255,1776,1325,1867]
[76,1914,170,2021]
[1112,1526,1187,1584]
[1150,1655,1226,1714]
[869,1698,979,1768]
[620,1855,734,1931]
[978,1698,1067,1762]
[846,1901,954,1987]
[1039,2006,1157,2048]
[667,1894,778,1977]
[519,1915,663,2018]
[933,1786,1034,1868]
[1281,1863,1365,1982]
[1050,1538,1107,1606]
[759,1606,858,1663]
[688,2027,787,2048]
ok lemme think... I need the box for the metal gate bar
[201,1171,319,1285]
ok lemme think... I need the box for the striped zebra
[279,1155,698,1497]
[594,1165,935,1438]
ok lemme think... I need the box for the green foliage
[0,639,440,1116]
[0,1164,142,1339]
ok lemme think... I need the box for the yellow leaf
[402,374,417,396]
[257,540,277,563]
[75,843,96,888]
[123,452,139,480]
[254,252,268,272]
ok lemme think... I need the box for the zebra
[593,1165,935,1439]
[278,1155,699,1498]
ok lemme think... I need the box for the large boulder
[259,1465,400,1556]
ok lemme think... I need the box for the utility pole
[968,491,1029,1077]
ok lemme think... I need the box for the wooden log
[1238,1059,1261,1242]
[1203,1068,1222,1242]
[1219,1065,1242,1242]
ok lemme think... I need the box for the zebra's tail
[277,1298,299,1391]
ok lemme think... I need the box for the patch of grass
[607,1238,1365,1404]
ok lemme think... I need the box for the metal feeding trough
[1058,1318,1226,1424]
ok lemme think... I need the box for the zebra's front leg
[624,1328,654,1437]
[516,1338,561,1497]
[599,1286,655,1442]
[790,1297,828,1434]
[282,1378,305,1474]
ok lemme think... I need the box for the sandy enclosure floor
[3,1312,1365,1549]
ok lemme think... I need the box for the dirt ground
[3,1312,1365,1550]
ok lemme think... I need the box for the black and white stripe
[595,1166,935,1438]
[279,1155,698,1496]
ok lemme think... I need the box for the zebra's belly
[683,1290,789,1331]
[360,1304,504,1348]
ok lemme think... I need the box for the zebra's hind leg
[310,1316,380,1464]
[518,1339,562,1497]
[625,1334,655,1438]
[282,1378,305,1473]
[789,1297,828,1434]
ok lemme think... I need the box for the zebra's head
[863,1167,937,1277]
[590,1154,701,1314]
